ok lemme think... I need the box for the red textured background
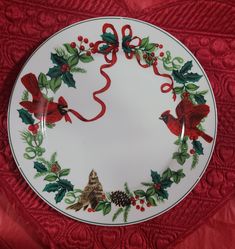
[1,0,235,248]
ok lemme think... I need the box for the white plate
[8,17,217,226]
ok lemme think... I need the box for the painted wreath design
[17,23,213,222]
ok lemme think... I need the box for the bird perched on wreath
[67,170,104,211]
[159,93,213,143]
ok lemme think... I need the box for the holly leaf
[139,37,149,49]
[172,169,185,184]
[156,188,168,200]
[57,179,74,191]
[194,94,206,104]
[180,61,193,74]
[49,77,62,93]
[173,152,190,165]
[79,54,94,63]
[70,67,86,73]
[68,55,79,67]
[162,168,172,180]
[174,86,184,94]
[172,70,186,84]
[151,170,161,183]
[55,188,66,203]
[103,203,111,216]
[161,179,173,188]
[59,169,70,177]
[96,202,105,211]
[180,139,188,152]
[191,153,199,168]
[185,83,199,91]
[51,53,67,66]
[43,182,60,192]
[184,73,202,82]
[62,72,76,88]
[63,43,77,55]
[99,44,109,53]
[34,161,47,173]
[38,73,48,89]
[145,43,155,52]
[192,140,204,155]
[133,190,146,197]
[44,173,57,182]
[18,109,35,125]
[146,187,155,197]
[101,32,117,44]
[146,196,157,206]
[47,66,62,78]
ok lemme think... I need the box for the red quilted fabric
[1,0,235,248]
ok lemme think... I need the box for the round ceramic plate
[8,17,217,226]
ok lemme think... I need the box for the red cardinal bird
[159,95,213,143]
[20,73,84,124]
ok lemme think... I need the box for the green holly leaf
[145,43,155,52]
[191,153,199,168]
[34,161,47,173]
[43,182,60,192]
[44,173,57,182]
[49,77,62,93]
[172,70,186,84]
[62,72,76,88]
[63,43,77,54]
[147,196,157,206]
[21,90,29,101]
[68,55,79,67]
[139,37,149,48]
[101,32,117,44]
[180,139,188,152]
[174,86,184,94]
[47,66,62,78]
[99,44,109,53]
[151,170,161,183]
[70,67,86,73]
[146,187,155,197]
[180,61,193,74]
[192,140,204,155]
[96,201,105,211]
[162,168,172,180]
[133,190,146,197]
[161,179,173,188]
[185,83,199,91]
[184,73,202,82]
[122,35,132,53]
[79,54,94,63]
[38,73,48,89]
[51,53,67,66]
[55,188,66,203]
[156,188,168,200]
[194,94,206,104]
[57,179,74,191]
[172,169,185,184]
[18,109,35,125]
[173,152,190,165]
[59,169,70,177]
[46,123,56,129]
[103,202,111,216]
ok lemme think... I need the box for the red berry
[132,201,136,206]
[86,51,91,56]
[148,56,152,61]
[154,183,161,190]
[78,35,83,41]
[190,149,195,154]
[140,207,145,212]
[51,164,59,173]
[70,42,76,48]
[88,208,93,212]
[61,64,69,72]
[91,48,96,54]
[34,124,39,130]
[80,45,85,51]
[140,199,144,204]
[89,42,94,48]
[143,54,147,59]
[28,124,39,134]
[135,195,139,200]
[130,197,135,202]
[159,44,163,49]
[84,38,88,43]
[151,52,155,57]
[160,52,164,57]
[147,203,151,207]
[136,205,140,210]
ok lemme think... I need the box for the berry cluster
[142,43,164,64]
[130,195,152,212]
[28,123,39,134]
[70,35,96,56]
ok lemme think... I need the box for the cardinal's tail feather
[200,131,213,143]
[21,73,42,98]
[66,202,83,212]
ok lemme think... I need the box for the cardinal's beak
[159,116,163,120]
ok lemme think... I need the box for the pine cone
[110,191,131,207]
